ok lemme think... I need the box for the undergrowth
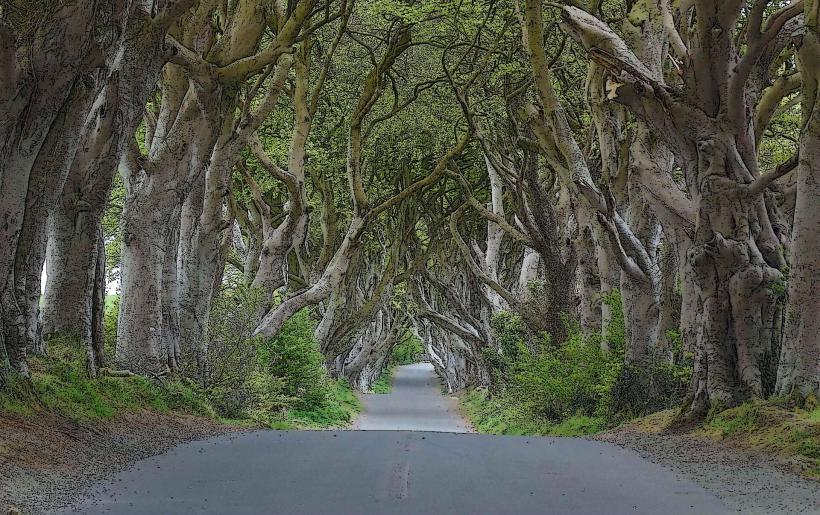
[461,290,690,437]
[390,333,424,365]
[698,399,820,478]
[460,388,603,436]
[1,306,361,430]
[370,366,394,394]
[0,338,216,424]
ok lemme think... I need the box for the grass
[694,399,820,478]
[460,388,604,437]
[619,399,820,480]
[1,339,361,431]
[1,346,217,425]
[270,379,361,429]
[370,366,395,394]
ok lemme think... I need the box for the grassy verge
[0,350,217,425]
[460,388,604,437]
[698,400,820,479]
[617,399,820,480]
[370,366,395,394]
[269,379,361,430]
[1,342,360,431]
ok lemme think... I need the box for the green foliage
[389,332,424,365]
[191,285,360,429]
[0,336,216,424]
[259,309,333,411]
[550,416,605,437]
[103,294,119,360]
[601,290,626,353]
[609,361,690,418]
[460,388,603,437]
[466,290,689,436]
[509,329,621,421]
[707,402,761,437]
[1,306,361,430]
[692,400,820,479]
[371,366,394,393]
[286,379,360,428]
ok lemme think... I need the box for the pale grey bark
[561,1,801,416]
[483,155,507,313]
[117,102,217,373]
[255,216,367,338]
[42,2,197,375]
[777,15,820,397]
[344,310,406,390]
[175,1,317,375]
[116,0,318,373]
[0,0,110,377]
[42,78,120,352]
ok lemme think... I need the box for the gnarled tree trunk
[776,8,820,397]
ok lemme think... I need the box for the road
[354,363,471,432]
[58,363,728,515]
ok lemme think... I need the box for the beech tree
[559,0,808,414]
[2,0,818,426]
[777,0,820,396]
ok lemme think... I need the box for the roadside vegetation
[621,398,820,480]
[461,292,691,437]
[1,286,359,430]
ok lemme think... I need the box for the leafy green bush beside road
[462,291,691,436]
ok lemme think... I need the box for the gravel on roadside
[0,411,251,515]
[593,425,820,514]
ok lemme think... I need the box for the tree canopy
[0,0,817,421]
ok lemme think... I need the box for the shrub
[609,360,690,418]
[198,283,265,391]
[371,367,394,393]
[475,290,687,430]
[508,329,621,421]
[103,294,119,361]
[259,309,332,411]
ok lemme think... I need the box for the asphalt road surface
[354,363,471,432]
[58,363,729,515]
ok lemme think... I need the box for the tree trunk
[162,210,182,373]
[43,149,111,349]
[178,166,217,377]
[575,227,602,335]
[116,188,180,374]
[2,73,98,375]
[686,136,784,416]
[776,17,820,397]
[90,230,107,372]
[255,216,366,338]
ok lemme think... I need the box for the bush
[287,378,360,427]
[259,309,332,411]
[508,329,621,421]
[609,360,690,418]
[198,284,265,391]
[371,367,394,393]
[103,294,120,362]
[470,290,688,433]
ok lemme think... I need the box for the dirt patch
[594,422,820,514]
[0,410,251,514]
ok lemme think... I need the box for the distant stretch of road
[59,363,728,514]
[354,363,471,432]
